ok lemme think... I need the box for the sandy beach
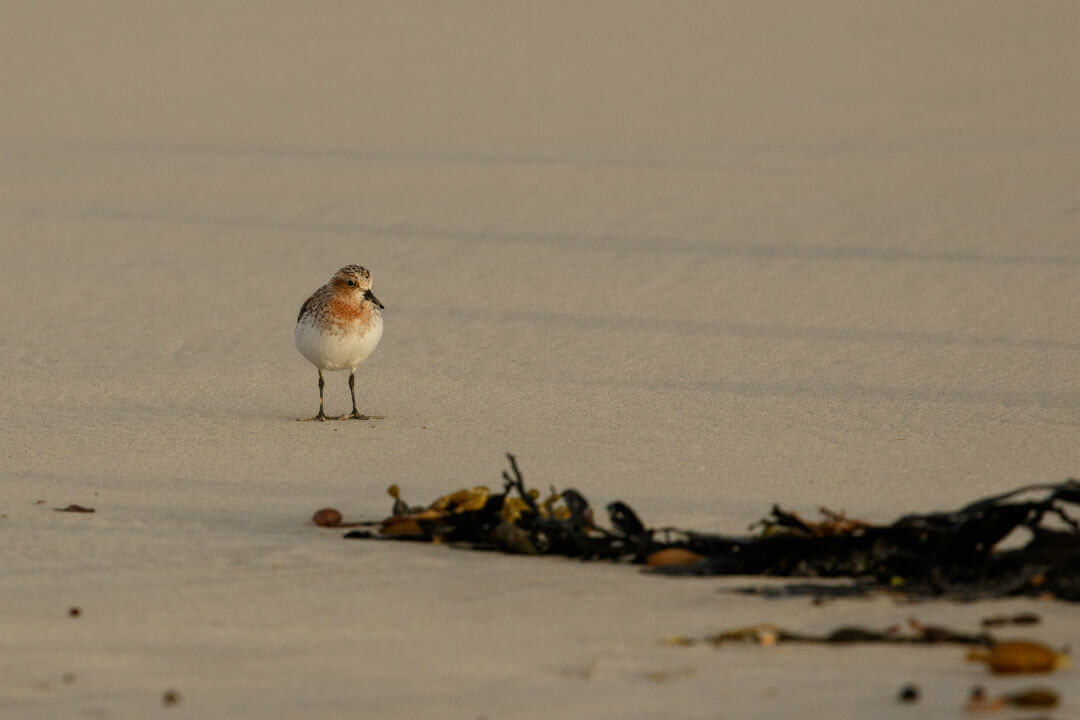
[3,2,1079,717]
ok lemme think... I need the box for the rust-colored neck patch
[329,294,372,327]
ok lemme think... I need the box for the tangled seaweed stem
[343,455,1080,601]
[503,453,541,514]
[1051,507,1080,533]
[960,479,1080,514]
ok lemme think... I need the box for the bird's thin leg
[318,370,327,418]
[348,372,368,420]
[298,369,331,421]
[345,373,385,421]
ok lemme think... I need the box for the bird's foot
[349,411,385,421]
[297,410,333,422]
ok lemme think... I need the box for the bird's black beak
[364,289,385,309]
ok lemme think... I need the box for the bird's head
[330,264,384,309]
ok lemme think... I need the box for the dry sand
[2,2,1079,718]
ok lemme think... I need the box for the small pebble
[162,689,181,707]
[68,607,81,618]
[312,508,343,527]
[1005,687,1059,708]
[645,548,705,567]
[982,612,1041,627]
[897,684,919,703]
[62,672,76,684]
[986,640,1063,674]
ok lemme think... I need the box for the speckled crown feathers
[332,265,373,290]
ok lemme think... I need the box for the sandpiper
[294,265,384,421]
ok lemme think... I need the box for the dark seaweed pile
[338,454,1080,601]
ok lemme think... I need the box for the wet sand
[2,2,1079,717]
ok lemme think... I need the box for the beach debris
[675,618,993,648]
[897,684,919,703]
[966,641,1070,674]
[710,624,782,646]
[757,506,872,537]
[661,635,697,647]
[1001,687,1060,708]
[981,612,1040,628]
[966,685,989,710]
[966,684,1060,711]
[61,672,76,684]
[312,508,343,527]
[68,607,81,618]
[562,659,601,681]
[646,548,705,567]
[643,667,696,683]
[736,581,881,602]
[661,621,1069,691]
[162,689,181,707]
[55,505,94,513]
[323,454,1080,602]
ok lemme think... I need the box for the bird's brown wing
[297,294,315,323]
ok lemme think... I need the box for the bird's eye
[347,280,355,287]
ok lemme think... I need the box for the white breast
[295,313,383,372]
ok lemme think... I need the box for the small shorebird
[294,265,384,421]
